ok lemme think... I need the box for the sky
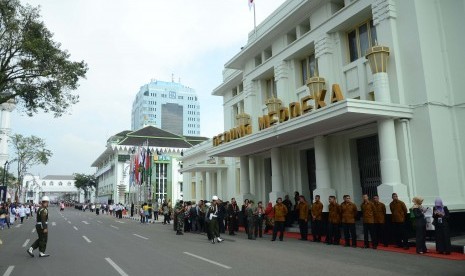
[10,0,287,177]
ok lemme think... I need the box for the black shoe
[39,252,50,258]
[344,244,350,247]
[27,248,34,257]
[279,239,283,241]
[403,246,409,250]
[271,239,276,241]
[211,239,215,244]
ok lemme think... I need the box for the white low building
[22,175,89,203]
[181,0,465,216]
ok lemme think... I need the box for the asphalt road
[1,207,464,276]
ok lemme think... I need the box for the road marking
[2,266,14,276]
[183,252,231,269]
[82,221,89,225]
[116,221,125,224]
[82,236,92,243]
[68,221,71,224]
[133,234,148,240]
[32,228,36,233]
[97,220,103,223]
[105,257,129,276]
[52,222,56,226]
[110,225,119,230]
[15,224,21,228]
[22,239,30,248]
[73,226,78,231]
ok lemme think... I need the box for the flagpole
[253,2,257,39]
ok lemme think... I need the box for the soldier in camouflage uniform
[27,196,50,257]
[175,200,184,235]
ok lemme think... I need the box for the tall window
[347,20,377,62]
[265,77,277,99]
[300,53,318,85]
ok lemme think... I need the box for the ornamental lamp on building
[236,113,251,126]
[306,76,326,95]
[365,45,390,74]
[265,97,282,113]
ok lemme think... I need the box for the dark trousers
[374,223,388,246]
[247,218,255,239]
[392,222,409,248]
[229,216,237,234]
[343,223,357,246]
[209,218,220,238]
[311,219,323,241]
[163,213,170,224]
[272,221,285,241]
[326,223,340,244]
[298,219,308,240]
[254,217,263,237]
[363,223,377,247]
[218,217,225,234]
[31,226,48,253]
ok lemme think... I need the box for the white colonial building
[22,175,88,204]
[181,0,465,216]
[92,126,207,205]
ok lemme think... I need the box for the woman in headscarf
[412,196,428,254]
[433,198,451,255]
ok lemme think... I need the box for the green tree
[0,166,16,187]
[74,173,97,203]
[0,0,88,117]
[10,133,52,201]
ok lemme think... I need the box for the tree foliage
[0,166,16,187]
[0,0,88,116]
[74,173,97,202]
[10,133,52,193]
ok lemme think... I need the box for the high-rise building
[131,80,201,136]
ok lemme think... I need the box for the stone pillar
[274,61,290,104]
[216,170,223,200]
[195,171,201,201]
[0,100,15,166]
[237,156,253,203]
[269,147,285,204]
[315,34,335,101]
[313,136,336,211]
[206,172,212,201]
[366,44,408,208]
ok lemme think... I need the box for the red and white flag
[248,0,255,10]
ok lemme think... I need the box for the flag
[248,0,254,10]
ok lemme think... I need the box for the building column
[269,147,285,204]
[195,171,201,201]
[237,156,253,203]
[0,100,15,166]
[216,170,223,200]
[366,47,409,207]
[313,136,336,212]
[206,172,212,201]
[275,61,290,104]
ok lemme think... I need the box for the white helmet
[41,196,50,202]
[212,195,218,201]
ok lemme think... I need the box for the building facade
[131,80,201,136]
[22,175,88,203]
[92,126,207,206]
[181,0,465,216]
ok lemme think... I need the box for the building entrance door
[356,135,381,198]
[306,149,316,200]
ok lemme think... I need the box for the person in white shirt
[25,205,31,219]
[18,204,26,224]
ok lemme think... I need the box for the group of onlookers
[168,192,452,255]
[0,202,37,229]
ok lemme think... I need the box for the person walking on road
[207,196,223,244]
[27,196,51,258]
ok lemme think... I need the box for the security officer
[175,200,184,235]
[27,196,50,257]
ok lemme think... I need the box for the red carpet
[238,227,465,261]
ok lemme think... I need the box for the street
[1,207,464,276]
